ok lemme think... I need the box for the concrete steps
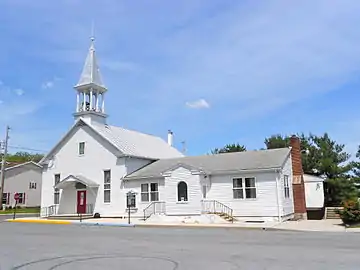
[325,207,342,219]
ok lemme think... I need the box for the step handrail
[201,200,234,223]
[143,201,165,220]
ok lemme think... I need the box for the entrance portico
[54,175,99,216]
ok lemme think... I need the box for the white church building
[39,38,310,222]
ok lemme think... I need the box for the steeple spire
[75,36,105,89]
[73,36,108,125]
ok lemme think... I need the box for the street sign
[14,193,19,201]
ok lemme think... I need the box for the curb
[6,219,135,227]
[7,219,72,225]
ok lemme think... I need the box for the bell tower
[73,36,108,125]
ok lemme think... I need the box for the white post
[167,130,173,146]
[90,89,93,111]
[76,92,80,112]
[96,92,99,112]
[83,92,86,111]
[101,93,105,113]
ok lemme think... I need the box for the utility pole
[0,126,10,210]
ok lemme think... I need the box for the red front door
[77,190,86,214]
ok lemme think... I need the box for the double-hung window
[54,174,60,204]
[233,177,257,199]
[79,142,85,155]
[104,170,111,203]
[29,182,37,189]
[2,193,9,205]
[284,175,290,198]
[141,183,159,202]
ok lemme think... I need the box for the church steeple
[73,36,108,125]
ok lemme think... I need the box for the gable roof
[2,161,42,172]
[125,148,291,180]
[40,118,184,164]
[91,122,184,159]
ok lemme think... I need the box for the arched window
[177,181,188,202]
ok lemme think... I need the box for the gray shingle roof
[75,39,105,88]
[91,122,185,159]
[125,148,291,179]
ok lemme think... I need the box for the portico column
[90,88,93,110]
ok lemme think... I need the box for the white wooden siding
[206,171,279,221]
[304,174,324,209]
[123,178,165,217]
[3,164,42,207]
[279,155,295,218]
[164,167,202,215]
[41,125,128,216]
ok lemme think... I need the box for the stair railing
[201,200,234,223]
[143,201,165,220]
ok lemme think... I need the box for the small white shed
[303,174,325,210]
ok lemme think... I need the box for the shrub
[338,199,360,225]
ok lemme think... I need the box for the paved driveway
[0,222,359,269]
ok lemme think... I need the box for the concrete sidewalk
[5,217,360,232]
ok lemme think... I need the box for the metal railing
[41,204,59,218]
[201,200,234,223]
[143,201,166,220]
[40,203,94,218]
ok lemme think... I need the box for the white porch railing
[41,204,94,218]
[143,201,166,220]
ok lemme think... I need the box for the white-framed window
[177,181,188,202]
[79,142,85,155]
[54,174,60,204]
[233,177,257,199]
[245,177,256,199]
[233,178,243,199]
[103,170,111,203]
[141,183,159,202]
[29,182,37,190]
[17,193,25,204]
[2,193,9,204]
[284,175,290,198]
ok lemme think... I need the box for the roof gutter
[124,167,282,181]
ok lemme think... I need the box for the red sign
[14,193,19,201]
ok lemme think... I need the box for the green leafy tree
[3,152,44,163]
[264,132,356,206]
[211,143,246,154]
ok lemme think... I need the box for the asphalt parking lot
[0,222,359,269]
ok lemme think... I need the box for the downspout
[275,170,282,223]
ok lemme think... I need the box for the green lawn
[0,207,40,214]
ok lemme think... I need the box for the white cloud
[186,98,210,109]
[41,81,54,89]
[14,88,24,96]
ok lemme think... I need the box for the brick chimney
[290,135,307,220]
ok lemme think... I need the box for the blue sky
[0,0,360,158]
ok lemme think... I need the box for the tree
[211,143,246,154]
[2,152,44,163]
[264,132,357,206]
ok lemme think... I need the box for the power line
[7,145,48,153]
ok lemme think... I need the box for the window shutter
[7,193,9,204]
[23,193,26,204]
